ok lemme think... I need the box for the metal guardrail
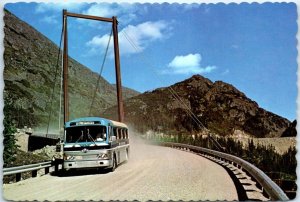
[32,133,62,140]
[3,161,51,175]
[160,142,289,201]
[3,161,60,182]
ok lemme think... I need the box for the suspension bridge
[3,11,294,201]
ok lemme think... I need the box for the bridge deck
[3,137,238,201]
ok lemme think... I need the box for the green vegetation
[3,95,19,167]
[3,96,50,182]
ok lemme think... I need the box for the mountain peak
[209,80,247,100]
[181,74,213,86]
[104,74,290,138]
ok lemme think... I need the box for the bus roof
[65,117,128,128]
[110,120,128,128]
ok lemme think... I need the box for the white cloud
[86,20,171,56]
[183,3,201,11]
[87,34,111,49]
[35,3,144,30]
[222,69,230,75]
[40,15,58,24]
[164,53,216,75]
[183,4,211,14]
[35,2,85,13]
[231,44,239,49]
[83,3,120,17]
[81,3,137,26]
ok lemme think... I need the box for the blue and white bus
[62,117,129,172]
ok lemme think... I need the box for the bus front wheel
[110,155,117,172]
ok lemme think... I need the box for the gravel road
[3,137,238,201]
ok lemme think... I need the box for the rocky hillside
[3,10,139,129]
[103,75,291,138]
[112,84,140,99]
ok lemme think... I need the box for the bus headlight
[64,155,75,160]
[97,153,108,159]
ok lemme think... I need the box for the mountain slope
[111,84,140,99]
[3,10,139,128]
[103,75,291,138]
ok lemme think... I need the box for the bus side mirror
[110,136,116,141]
[56,143,61,152]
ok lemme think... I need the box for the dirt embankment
[252,137,296,154]
[235,136,296,155]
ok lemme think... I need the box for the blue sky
[4,2,297,121]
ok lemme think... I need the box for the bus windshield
[65,125,107,143]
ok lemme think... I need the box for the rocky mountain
[103,75,291,138]
[3,9,139,129]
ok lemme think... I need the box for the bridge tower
[62,10,124,123]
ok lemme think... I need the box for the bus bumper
[63,159,112,169]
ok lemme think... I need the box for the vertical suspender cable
[88,28,113,116]
[59,55,63,136]
[58,16,65,137]
[46,18,64,137]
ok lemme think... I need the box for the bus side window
[113,128,117,139]
[118,128,122,139]
[125,129,128,139]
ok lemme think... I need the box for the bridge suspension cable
[59,30,64,134]
[88,27,113,116]
[46,22,64,137]
[121,29,207,129]
[121,27,225,152]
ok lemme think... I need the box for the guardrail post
[256,181,263,190]
[16,173,21,182]
[32,170,37,178]
[55,163,59,173]
[45,167,49,174]
[261,187,269,199]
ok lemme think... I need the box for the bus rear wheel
[126,148,129,161]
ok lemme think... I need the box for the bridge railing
[3,161,61,182]
[32,133,62,140]
[160,142,289,201]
